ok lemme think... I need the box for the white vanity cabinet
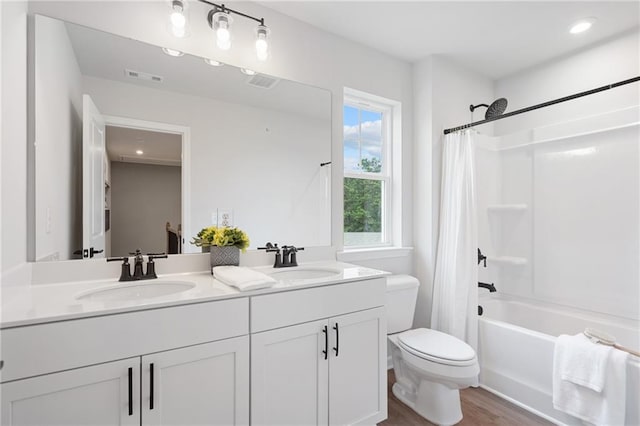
[0,273,387,426]
[141,336,249,426]
[250,278,387,426]
[1,358,140,426]
[0,298,250,426]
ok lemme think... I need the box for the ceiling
[259,1,640,79]
[106,126,182,166]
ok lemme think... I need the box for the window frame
[343,95,393,248]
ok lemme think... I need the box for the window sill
[337,247,413,262]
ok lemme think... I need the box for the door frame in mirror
[102,115,191,257]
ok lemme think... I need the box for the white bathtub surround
[211,266,276,291]
[479,294,640,425]
[553,336,627,425]
[431,129,479,350]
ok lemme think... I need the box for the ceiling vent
[246,74,279,90]
[125,69,164,83]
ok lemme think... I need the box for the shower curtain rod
[443,76,640,135]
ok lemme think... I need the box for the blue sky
[344,106,382,173]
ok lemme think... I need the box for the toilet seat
[398,328,476,367]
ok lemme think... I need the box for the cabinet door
[141,336,249,426]
[1,358,139,426]
[329,307,387,426]
[251,319,329,426]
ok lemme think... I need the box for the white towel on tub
[553,334,628,425]
[212,266,276,291]
[557,333,612,392]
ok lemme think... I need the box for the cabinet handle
[150,363,154,410]
[322,325,328,360]
[333,323,339,357]
[128,367,133,416]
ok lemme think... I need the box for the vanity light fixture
[168,0,189,38]
[162,47,184,57]
[198,0,270,61]
[240,68,257,76]
[569,17,596,34]
[204,58,224,67]
[136,150,144,155]
[209,9,233,50]
[255,24,270,61]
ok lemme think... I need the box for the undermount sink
[268,267,341,281]
[76,281,196,302]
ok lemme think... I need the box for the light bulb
[255,25,270,61]
[204,58,224,67]
[210,10,233,51]
[168,0,188,38]
[170,11,186,28]
[217,25,230,42]
[256,38,267,51]
[216,35,231,50]
[162,47,184,57]
[256,46,268,61]
[569,18,596,34]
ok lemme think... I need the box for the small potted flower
[191,226,250,269]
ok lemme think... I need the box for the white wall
[412,56,494,328]
[34,15,83,261]
[1,1,29,282]
[479,30,640,319]
[495,30,639,135]
[26,1,414,271]
[110,162,181,257]
[83,75,331,250]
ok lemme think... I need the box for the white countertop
[0,261,388,328]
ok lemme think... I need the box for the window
[343,93,393,247]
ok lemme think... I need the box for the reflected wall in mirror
[32,15,332,261]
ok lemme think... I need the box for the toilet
[386,275,479,426]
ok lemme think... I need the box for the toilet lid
[398,328,475,362]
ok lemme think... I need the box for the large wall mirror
[32,15,332,261]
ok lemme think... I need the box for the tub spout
[479,281,496,292]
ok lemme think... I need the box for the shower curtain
[431,129,479,350]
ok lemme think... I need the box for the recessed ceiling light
[162,47,184,57]
[570,18,596,34]
[204,58,224,67]
[240,68,256,76]
[136,150,144,155]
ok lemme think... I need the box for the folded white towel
[553,334,628,425]
[212,266,276,291]
[557,333,612,392]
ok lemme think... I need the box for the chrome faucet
[107,250,168,281]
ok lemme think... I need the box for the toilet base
[393,380,463,426]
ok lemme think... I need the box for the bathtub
[478,294,640,425]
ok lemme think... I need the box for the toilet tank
[386,275,420,334]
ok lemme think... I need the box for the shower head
[469,98,508,120]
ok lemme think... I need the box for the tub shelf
[487,204,528,212]
[487,256,528,266]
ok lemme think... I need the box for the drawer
[251,278,385,333]
[0,298,248,383]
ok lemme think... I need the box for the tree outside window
[343,103,389,247]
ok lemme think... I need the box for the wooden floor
[380,370,552,426]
